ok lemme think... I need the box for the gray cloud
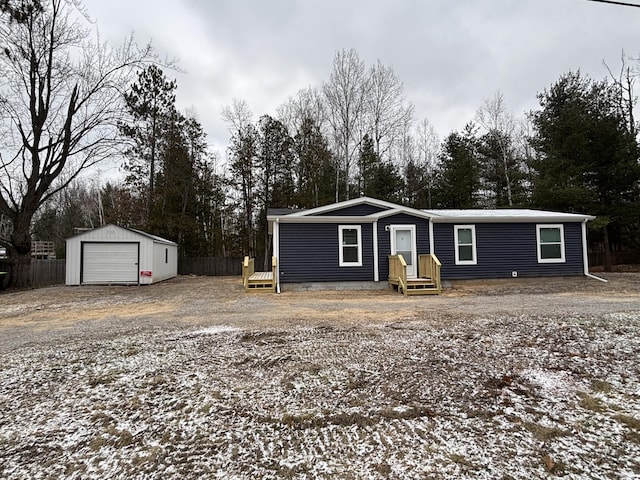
[84,0,640,156]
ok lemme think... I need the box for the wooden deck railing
[242,256,277,292]
[418,254,442,291]
[388,254,408,296]
[389,253,442,296]
[242,256,255,290]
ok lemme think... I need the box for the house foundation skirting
[281,281,389,292]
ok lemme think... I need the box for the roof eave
[430,215,596,223]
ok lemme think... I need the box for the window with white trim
[537,224,565,263]
[454,225,477,265]
[338,225,362,267]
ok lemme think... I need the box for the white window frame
[454,224,477,265]
[536,224,565,263]
[338,225,362,267]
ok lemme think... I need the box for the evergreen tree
[530,71,640,267]
[358,134,379,196]
[293,117,334,208]
[227,123,259,256]
[477,131,528,207]
[120,65,178,224]
[256,114,295,262]
[433,123,481,208]
[404,159,428,208]
[368,160,405,203]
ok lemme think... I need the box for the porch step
[246,272,275,291]
[405,286,441,295]
[389,277,442,295]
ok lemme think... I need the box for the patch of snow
[521,368,581,395]
[190,325,241,336]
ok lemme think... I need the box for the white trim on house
[536,224,565,263]
[338,225,362,267]
[428,219,435,257]
[268,209,432,224]
[454,225,477,265]
[373,221,379,282]
[268,203,594,226]
[271,215,374,224]
[273,218,281,293]
[374,208,433,220]
[285,196,436,219]
[427,209,594,224]
[390,225,418,278]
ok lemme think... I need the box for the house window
[338,225,362,267]
[454,225,477,265]
[165,248,168,264]
[537,224,565,263]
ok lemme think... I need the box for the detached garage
[65,224,178,286]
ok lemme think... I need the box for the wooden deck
[242,256,277,292]
[388,254,442,296]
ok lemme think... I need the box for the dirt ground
[1,273,639,339]
[1,274,640,479]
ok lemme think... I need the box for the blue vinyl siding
[377,214,430,280]
[433,222,584,280]
[279,223,374,282]
[316,204,387,216]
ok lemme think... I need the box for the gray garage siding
[433,222,585,280]
[279,223,374,283]
[377,214,430,280]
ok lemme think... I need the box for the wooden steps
[243,256,277,292]
[389,277,441,295]
[246,271,275,291]
[388,254,442,296]
[405,277,441,295]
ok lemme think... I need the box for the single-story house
[65,224,178,286]
[267,197,596,292]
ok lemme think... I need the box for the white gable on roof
[269,197,432,222]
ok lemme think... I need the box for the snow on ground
[1,284,640,478]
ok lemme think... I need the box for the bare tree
[221,98,253,136]
[323,49,368,201]
[276,86,327,138]
[415,118,440,208]
[366,59,414,162]
[476,91,517,206]
[0,0,155,287]
[603,50,637,138]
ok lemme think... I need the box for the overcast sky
[83,0,640,161]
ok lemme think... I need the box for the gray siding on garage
[433,222,585,280]
[279,223,374,282]
[377,214,430,280]
[315,204,387,216]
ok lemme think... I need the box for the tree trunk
[7,213,34,288]
[603,224,612,273]
[7,253,32,289]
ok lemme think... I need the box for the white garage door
[82,242,139,284]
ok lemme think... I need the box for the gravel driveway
[1,274,639,478]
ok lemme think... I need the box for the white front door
[390,225,417,278]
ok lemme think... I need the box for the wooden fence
[588,250,640,267]
[178,256,268,276]
[0,259,66,288]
